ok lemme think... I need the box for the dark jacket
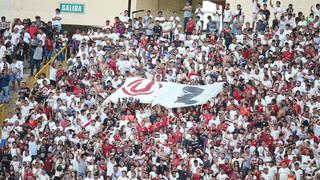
[0,73,10,87]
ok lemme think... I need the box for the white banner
[106,78,224,108]
[152,82,224,108]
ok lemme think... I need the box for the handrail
[34,46,67,80]
[0,104,5,125]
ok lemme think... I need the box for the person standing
[0,40,6,62]
[143,10,153,24]
[52,8,62,33]
[36,29,46,46]
[169,11,180,41]
[183,1,192,32]
[195,3,204,28]
[15,37,29,63]
[278,163,291,180]
[153,20,163,38]
[144,17,154,39]
[31,41,43,76]
[214,4,222,31]
[195,16,202,34]
[186,17,195,35]
[233,4,245,26]
[0,68,10,104]
[223,3,232,27]
[10,58,23,89]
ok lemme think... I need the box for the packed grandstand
[0,1,320,180]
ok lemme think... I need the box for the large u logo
[121,79,162,96]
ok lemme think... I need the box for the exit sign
[60,3,84,13]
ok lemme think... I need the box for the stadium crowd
[0,0,320,179]
[0,8,63,103]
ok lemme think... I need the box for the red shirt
[24,172,36,180]
[192,173,201,180]
[74,86,85,97]
[45,38,54,51]
[173,156,180,167]
[186,21,195,33]
[108,59,117,71]
[27,26,38,38]
[279,159,291,167]
[258,104,264,112]
[243,49,250,60]
[98,163,107,173]
[188,71,199,79]
[56,69,64,79]
[273,104,280,113]
[292,103,301,114]
[233,89,242,101]
[114,134,121,141]
[102,144,113,157]
[167,138,175,146]
[43,156,54,173]
[44,106,52,119]
[202,113,213,124]
[161,115,168,128]
[260,133,274,149]
[155,121,163,131]
[283,51,294,60]
[136,124,148,136]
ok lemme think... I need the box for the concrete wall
[134,0,159,18]
[1,0,319,27]
[0,0,129,26]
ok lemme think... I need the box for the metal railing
[0,104,5,125]
[32,46,68,86]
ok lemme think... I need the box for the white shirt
[216,173,228,180]
[14,25,24,33]
[261,172,274,180]
[120,15,130,24]
[278,167,290,180]
[86,124,99,138]
[195,8,204,21]
[38,174,50,180]
[11,61,23,77]
[214,8,222,22]
[49,66,57,81]
[293,169,303,180]
[155,16,166,23]
[312,7,320,17]
[273,7,285,20]
[28,141,38,156]
[223,9,232,22]
[37,33,46,45]
[23,32,31,44]
[11,32,20,45]
[0,45,6,61]
[53,13,62,25]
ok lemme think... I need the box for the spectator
[0,68,10,103]
[10,58,23,89]
[30,41,43,76]
[195,3,204,27]
[52,8,62,33]
[183,1,192,32]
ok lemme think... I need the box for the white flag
[152,82,225,108]
[106,78,224,108]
